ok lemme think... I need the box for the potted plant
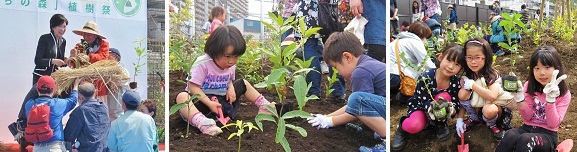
[498,13,525,92]
[131,38,147,89]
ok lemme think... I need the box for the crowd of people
[391,1,573,152]
[9,14,159,152]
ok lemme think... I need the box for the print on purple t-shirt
[187,54,235,96]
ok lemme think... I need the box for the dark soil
[391,29,577,152]
[168,68,381,151]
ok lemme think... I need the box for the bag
[394,40,416,96]
[24,99,53,143]
[318,1,343,36]
[337,0,354,25]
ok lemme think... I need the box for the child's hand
[456,118,465,137]
[307,114,334,129]
[543,70,567,103]
[226,86,236,104]
[427,106,437,120]
[462,76,474,90]
[514,80,525,102]
[207,99,222,114]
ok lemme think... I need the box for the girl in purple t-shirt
[175,25,274,136]
[208,6,225,34]
[495,46,571,152]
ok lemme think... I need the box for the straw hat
[447,5,454,9]
[73,21,106,39]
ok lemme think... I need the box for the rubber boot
[434,120,449,141]
[392,116,408,151]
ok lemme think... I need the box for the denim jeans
[363,0,386,46]
[33,141,66,152]
[429,13,440,22]
[303,38,345,97]
[390,74,400,95]
[345,92,386,118]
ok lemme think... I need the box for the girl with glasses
[457,38,514,141]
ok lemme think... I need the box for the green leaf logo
[114,0,141,17]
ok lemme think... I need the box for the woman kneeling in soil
[392,44,464,151]
[175,25,275,136]
[306,32,386,152]
[495,46,571,152]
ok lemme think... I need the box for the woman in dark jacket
[12,14,69,151]
[32,14,68,84]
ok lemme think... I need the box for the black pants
[366,44,386,63]
[495,124,558,152]
[18,84,38,122]
[190,79,247,120]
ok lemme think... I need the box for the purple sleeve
[545,90,571,128]
[351,68,374,94]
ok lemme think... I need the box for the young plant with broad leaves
[168,94,201,138]
[255,75,316,152]
[221,120,260,152]
[132,38,147,82]
[253,12,319,152]
[498,13,525,71]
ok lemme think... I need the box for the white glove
[514,80,525,102]
[456,118,465,137]
[427,106,436,121]
[448,102,456,117]
[543,70,567,103]
[307,114,334,129]
[462,76,474,90]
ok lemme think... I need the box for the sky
[247,0,275,18]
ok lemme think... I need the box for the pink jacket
[518,82,571,132]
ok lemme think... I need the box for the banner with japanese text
[0,0,148,143]
[0,0,146,21]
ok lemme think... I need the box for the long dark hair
[459,38,499,85]
[527,46,568,96]
[412,1,419,14]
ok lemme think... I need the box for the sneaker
[359,141,386,152]
[495,50,505,56]
[197,119,223,136]
[489,125,504,140]
[463,118,482,133]
[320,61,329,74]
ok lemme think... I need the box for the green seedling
[222,120,260,152]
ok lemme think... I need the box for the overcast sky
[247,0,275,18]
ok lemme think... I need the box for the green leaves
[221,120,260,152]
[281,110,312,119]
[255,113,276,131]
[132,38,148,80]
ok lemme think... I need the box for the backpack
[24,99,53,143]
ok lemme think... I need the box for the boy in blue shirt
[307,32,386,152]
[25,76,79,151]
